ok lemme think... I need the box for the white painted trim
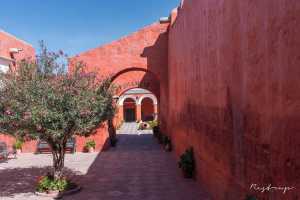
[0,57,11,73]
[137,94,158,105]
[118,95,137,106]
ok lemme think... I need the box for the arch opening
[123,98,137,122]
[115,88,158,126]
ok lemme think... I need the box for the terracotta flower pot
[16,149,22,154]
[88,147,95,153]
[165,144,172,152]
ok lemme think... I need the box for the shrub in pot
[13,139,23,154]
[85,140,96,153]
[148,120,158,129]
[245,195,257,200]
[163,136,172,152]
[36,174,79,197]
[157,132,164,144]
[153,126,160,138]
[110,137,118,147]
[178,147,195,178]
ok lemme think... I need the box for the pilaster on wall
[136,104,142,121]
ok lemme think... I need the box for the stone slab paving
[0,122,211,200]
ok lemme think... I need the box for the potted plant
[178,147,195,178]
[138,122,149,130]
[13,139,23,154]
[110,136,118,147]
[85,140,96,153]
[157,132,164,144]
[163,136,172,152]
[245,195,257,200]
[36,173,80,198]
[153,125,160,138]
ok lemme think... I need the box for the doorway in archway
[123,98,137,122]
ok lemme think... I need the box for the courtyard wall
[166,0,300,199]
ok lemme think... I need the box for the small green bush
[13,139,23,150]
[178,147,195,178]
[36,176,69,192]
[84,140,96,149]
[245,195,257,200]
[148,120,158,129]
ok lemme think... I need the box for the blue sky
[0,0,180,56]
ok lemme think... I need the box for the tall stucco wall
[0,31,36,153]
[167,0,300,199]
[0,31,35,61]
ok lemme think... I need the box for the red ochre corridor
[1,0,300,200]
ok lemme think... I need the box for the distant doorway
[123,98,136,122]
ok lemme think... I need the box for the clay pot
[16,149,22,154]
[165,144,172,152]
[88,147,95,153]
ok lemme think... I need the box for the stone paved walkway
[0,123,210,200]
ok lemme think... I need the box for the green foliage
[0,42,115,179]
[148,120,158,129]
[13,139,23,149]
[163,135,170,145]
[0,42,114,143]
[245,195,257,200]
[36,175,72,192]
[178,147,195,178]
[85,140,96,149]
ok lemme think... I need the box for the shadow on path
[63,123,211,200]
[0,123,210,200]
[0,167,79,198]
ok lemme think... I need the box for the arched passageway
[116,88,158,124]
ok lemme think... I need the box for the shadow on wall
[141,31,169,133]
[168,90,300,200]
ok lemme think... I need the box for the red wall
[0,30,35,61]
[75,125,110,152]
[165,0,300,199]
[0,31,36,152]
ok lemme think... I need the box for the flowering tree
[0,43,115,180]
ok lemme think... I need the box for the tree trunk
[51,144,65,180]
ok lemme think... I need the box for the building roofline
[72,21,167,58]
[0,29,33,47]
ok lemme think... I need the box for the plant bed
[35,175,81,199]
[178,147,195,179]
[163,136,172,152]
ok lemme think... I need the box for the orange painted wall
[0,31,36,153]
[165,0,300,199]
[0,30,35,61]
